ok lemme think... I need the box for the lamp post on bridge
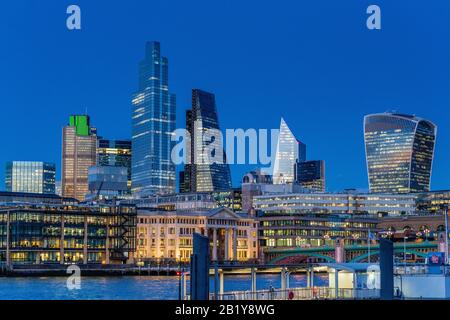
[403,236,408,268]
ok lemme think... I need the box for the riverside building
[415,190,450,214]
[253,191,417,216]
[259,214,380,249]
[0,203,137,265]
[135,207,258,263]
[255,191,413,252]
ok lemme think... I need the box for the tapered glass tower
[183,89,232,192]
[273,118,306,184]
[364,113,437,194]
[131,42,176,196]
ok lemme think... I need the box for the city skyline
[1,1,450,193]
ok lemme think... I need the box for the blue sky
[1,0,450,191]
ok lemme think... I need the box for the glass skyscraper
[273,118,306,184]
[5,161,56,194]
[364,113,437,194]
[131,42,176,196]
[97,139,132,191]
[295,160,326,192]
[183,89,232,192]
[62,115,97,201]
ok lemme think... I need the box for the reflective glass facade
[87,166,129,200]
[273,118,305,184]
[97,139,132,190]
[131,42,176,196]
[364,113,436,194]
[295,160,325,192]
[184,89,232,192]
[0,204,137,265]
[5,161,56,194]
[259,214,379,248]
[254,192,417,216]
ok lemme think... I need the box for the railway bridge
[264,241,438,264]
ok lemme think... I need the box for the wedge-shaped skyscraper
[183,89,232,192]
[364,113,437,194]
[273,118,306,184]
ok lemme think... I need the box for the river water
[0,274,328,300]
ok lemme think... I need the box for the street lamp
[295,236,301,248]
[424,228,430,242]
[323,234,330,246]
[403,236,408,267]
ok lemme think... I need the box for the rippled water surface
[0,274,328,300]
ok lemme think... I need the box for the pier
[180,261,382,300]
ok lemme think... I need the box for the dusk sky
[1,0,450,191]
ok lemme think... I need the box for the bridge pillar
[438,232,447,262]
[334,268,339,299]
[181,271,187,300]
[310,268,315,288]
[335,238,345,263]
[251,267,257,299]
[306,269,311,288]
[6,211,10,269]
[281,267,288,299]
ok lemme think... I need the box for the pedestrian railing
[210,287,380,300]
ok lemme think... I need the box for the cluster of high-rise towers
[7,42,438,202]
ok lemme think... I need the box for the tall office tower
[5,161,56,194]
[62,115,97,201]
[97,139,132,192]
[131,41,176,197]
[295,160,326,192]
[184,89,232,192]
[272,118,306,184]
[364,113,437,194]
